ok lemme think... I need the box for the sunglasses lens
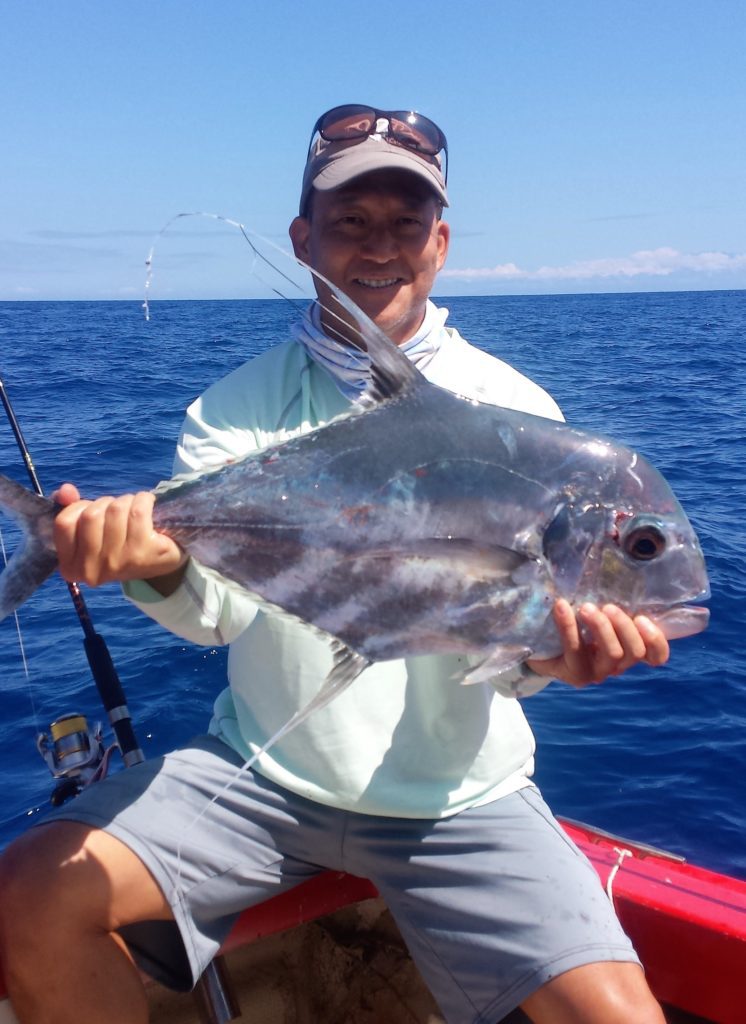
[387,112,444,156]
[317,105,377,142]
[308,105,448,182]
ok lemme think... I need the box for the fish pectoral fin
[457,646,532,686]
[417,539,528,577]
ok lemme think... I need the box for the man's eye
[397,217,424,232]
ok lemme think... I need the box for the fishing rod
[0,374,144,795]
[0,372,238,1022]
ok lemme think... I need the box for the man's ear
[436,219,450,272]
[289,216,311,262]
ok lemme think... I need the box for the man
[0,105,670,1023]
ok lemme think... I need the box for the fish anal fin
[255,640,371,755]
[326,640,372,692]
[458,646,532,686]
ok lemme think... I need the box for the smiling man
[0,105,670,1024]
[290,169,449,346]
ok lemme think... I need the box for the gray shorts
[42,735,639,1023]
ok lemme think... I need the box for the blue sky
[2,0,744,299]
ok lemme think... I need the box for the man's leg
[344,786,665,1024]
[0,736,346,1023]
[0,821,172,1024]
[519,961,665,1023]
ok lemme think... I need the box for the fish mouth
[648,603,710,640]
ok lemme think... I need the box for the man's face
[289,170,450,347]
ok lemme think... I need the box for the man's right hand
[52,483,188,595]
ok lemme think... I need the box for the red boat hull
[560,819,746,1024]
[221,818,746,1024]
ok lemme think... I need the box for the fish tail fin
[0,474,59,621]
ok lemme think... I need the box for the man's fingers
[578,604,642,678]
[54,489,187,587]
[55,497,114,584]
[535,599,673,689]
[578,603,669,678]
[126,492,186,571]
[127,490,155,533]
[635,615,670,667]
[53,499,96,576]
[551,598,582,653]
[51,482,81,506]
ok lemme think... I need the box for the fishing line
[144,214,378,896]
[173,658,360,890]
[0,381,46,738]
[0,527,41,733]
[0,373,145,771]
[0,366,240,1016]
[143,211,372,353]
[143,212,308,321]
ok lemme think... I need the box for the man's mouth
[354,277,402,289]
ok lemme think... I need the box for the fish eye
[623,524,667,561]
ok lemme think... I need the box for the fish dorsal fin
[295,255,427,407]
[174,219,426,408]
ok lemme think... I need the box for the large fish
[0,276,710,696]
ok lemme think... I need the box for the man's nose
[360,226,398,260]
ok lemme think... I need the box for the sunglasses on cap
[307,104,448,181]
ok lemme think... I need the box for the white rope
[606,845,633,904]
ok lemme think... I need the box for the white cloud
[441,247,746,281]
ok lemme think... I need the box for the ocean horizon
[2,285,745,303]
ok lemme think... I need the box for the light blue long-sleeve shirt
[124,325,563,818]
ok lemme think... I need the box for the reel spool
[37,713,105,805]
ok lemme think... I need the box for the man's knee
[0,820,165,943]
[0,823,97,934]
[520,961,666,1024]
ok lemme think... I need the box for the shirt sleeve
[121,385,263,646]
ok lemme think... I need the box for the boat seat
[219,870,378,955]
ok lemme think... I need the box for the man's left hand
[527,598,670,688]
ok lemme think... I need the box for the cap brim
[301,137,448,213]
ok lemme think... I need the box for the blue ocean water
[0,291,744,878]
